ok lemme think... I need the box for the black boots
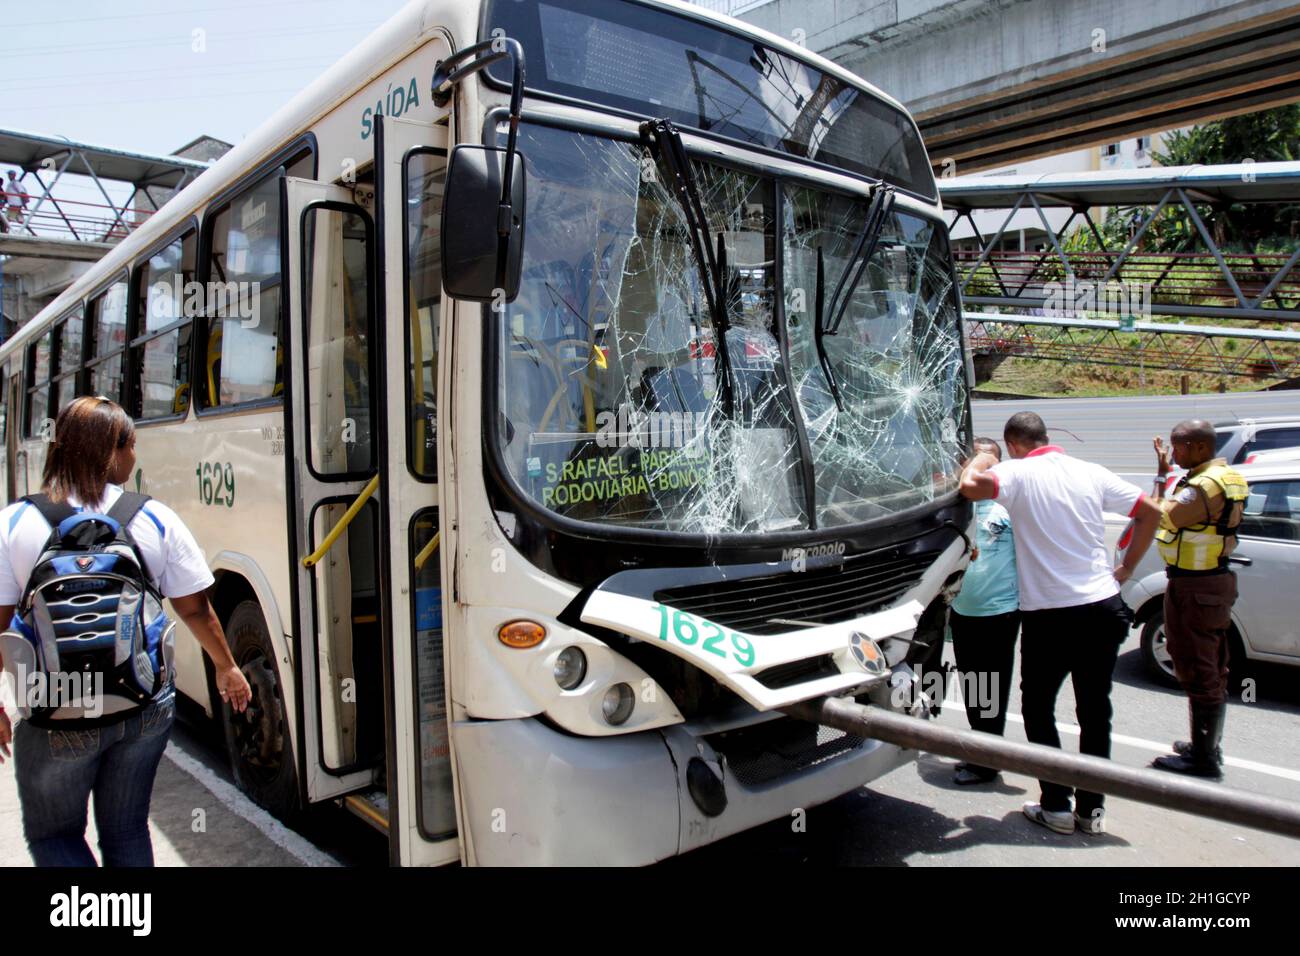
[1153,701,1225,779]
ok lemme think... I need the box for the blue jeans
[14,689,175,867]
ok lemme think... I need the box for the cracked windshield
[495,123,968,534]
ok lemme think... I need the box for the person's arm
[168,592,251,712]
[1114,496,1162,584]
[959,451,1001,501]
[1152,436,1173,500]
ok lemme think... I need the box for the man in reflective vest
[1149,419,1249,779]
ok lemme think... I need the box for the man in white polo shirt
[960,411,1163,835]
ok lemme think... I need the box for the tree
[1147,105,1300,253]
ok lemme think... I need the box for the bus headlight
[554,647,587,690]
[601,683,635,725]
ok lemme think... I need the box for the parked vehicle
[1212,416,1300,465]
[1145,419,1300,493]
[1241,446,1300,466]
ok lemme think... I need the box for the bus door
[376,115,459,866]
[1,362,11,503]
[284,177,386,802]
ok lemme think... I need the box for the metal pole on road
[783,696,1300,840]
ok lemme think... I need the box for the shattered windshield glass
[784,185,968,525]
[494,123,966,534]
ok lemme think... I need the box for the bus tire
[220,599,301,819]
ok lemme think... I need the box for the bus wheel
[221,599,300,818]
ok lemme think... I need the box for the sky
[0,0,413,214]
[0,0,414,153]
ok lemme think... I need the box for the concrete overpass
[729,0,1300,172]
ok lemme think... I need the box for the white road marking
[940,689,1300,784]
[163,743,343,867]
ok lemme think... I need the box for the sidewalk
[0,679,337,867]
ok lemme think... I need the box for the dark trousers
[1019,594,1128,815]
[949,609,1020,774]
[1165,571,1237,706]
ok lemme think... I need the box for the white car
[1146,419,1300,490]
[1118,461,1300,685]
[1212,416,1300,465]
[1241,446,1300,466]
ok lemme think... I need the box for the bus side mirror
[440,145,526,304]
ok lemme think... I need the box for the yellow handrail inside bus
[413,530,440,572]
[207,326,221,406]
[302,474,379,568]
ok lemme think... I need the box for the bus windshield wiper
[812,247,844,412]
[640,118,735,416]
[812,184,895,413]
[823,183,895,337]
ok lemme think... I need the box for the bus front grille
[654,552,932,635]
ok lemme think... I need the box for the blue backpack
[1,492,174,721]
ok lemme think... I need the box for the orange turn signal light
[498,620,546,648]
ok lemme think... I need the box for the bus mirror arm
[435,37,530,304]
[433,36,525,209]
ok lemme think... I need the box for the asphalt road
[971,391,1298,472]
[684,627,1300,866]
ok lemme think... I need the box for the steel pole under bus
[783,696,1300,840]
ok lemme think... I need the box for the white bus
[0,0,973,865]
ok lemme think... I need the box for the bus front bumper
[452,668,923,866]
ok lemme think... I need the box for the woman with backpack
[0,396,251,866]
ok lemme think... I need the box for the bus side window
[202,172,285,409]
[51,307,84,417]
[131,230,196,420]
[404,149,446,479]
[23,336,48,439]
[302,203,374,476]
[86,278,129,403]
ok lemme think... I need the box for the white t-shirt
[0,484,215,605]
[989,446,1144,612]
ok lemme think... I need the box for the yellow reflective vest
[1155,463,1250,572]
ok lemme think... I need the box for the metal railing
[964,312,1300,379]
[956,249,1300,320]
[942,166,1300,322]
[0,194,156,242]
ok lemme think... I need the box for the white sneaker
[1023,801,1075,834]
[1075,808,1106,835]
